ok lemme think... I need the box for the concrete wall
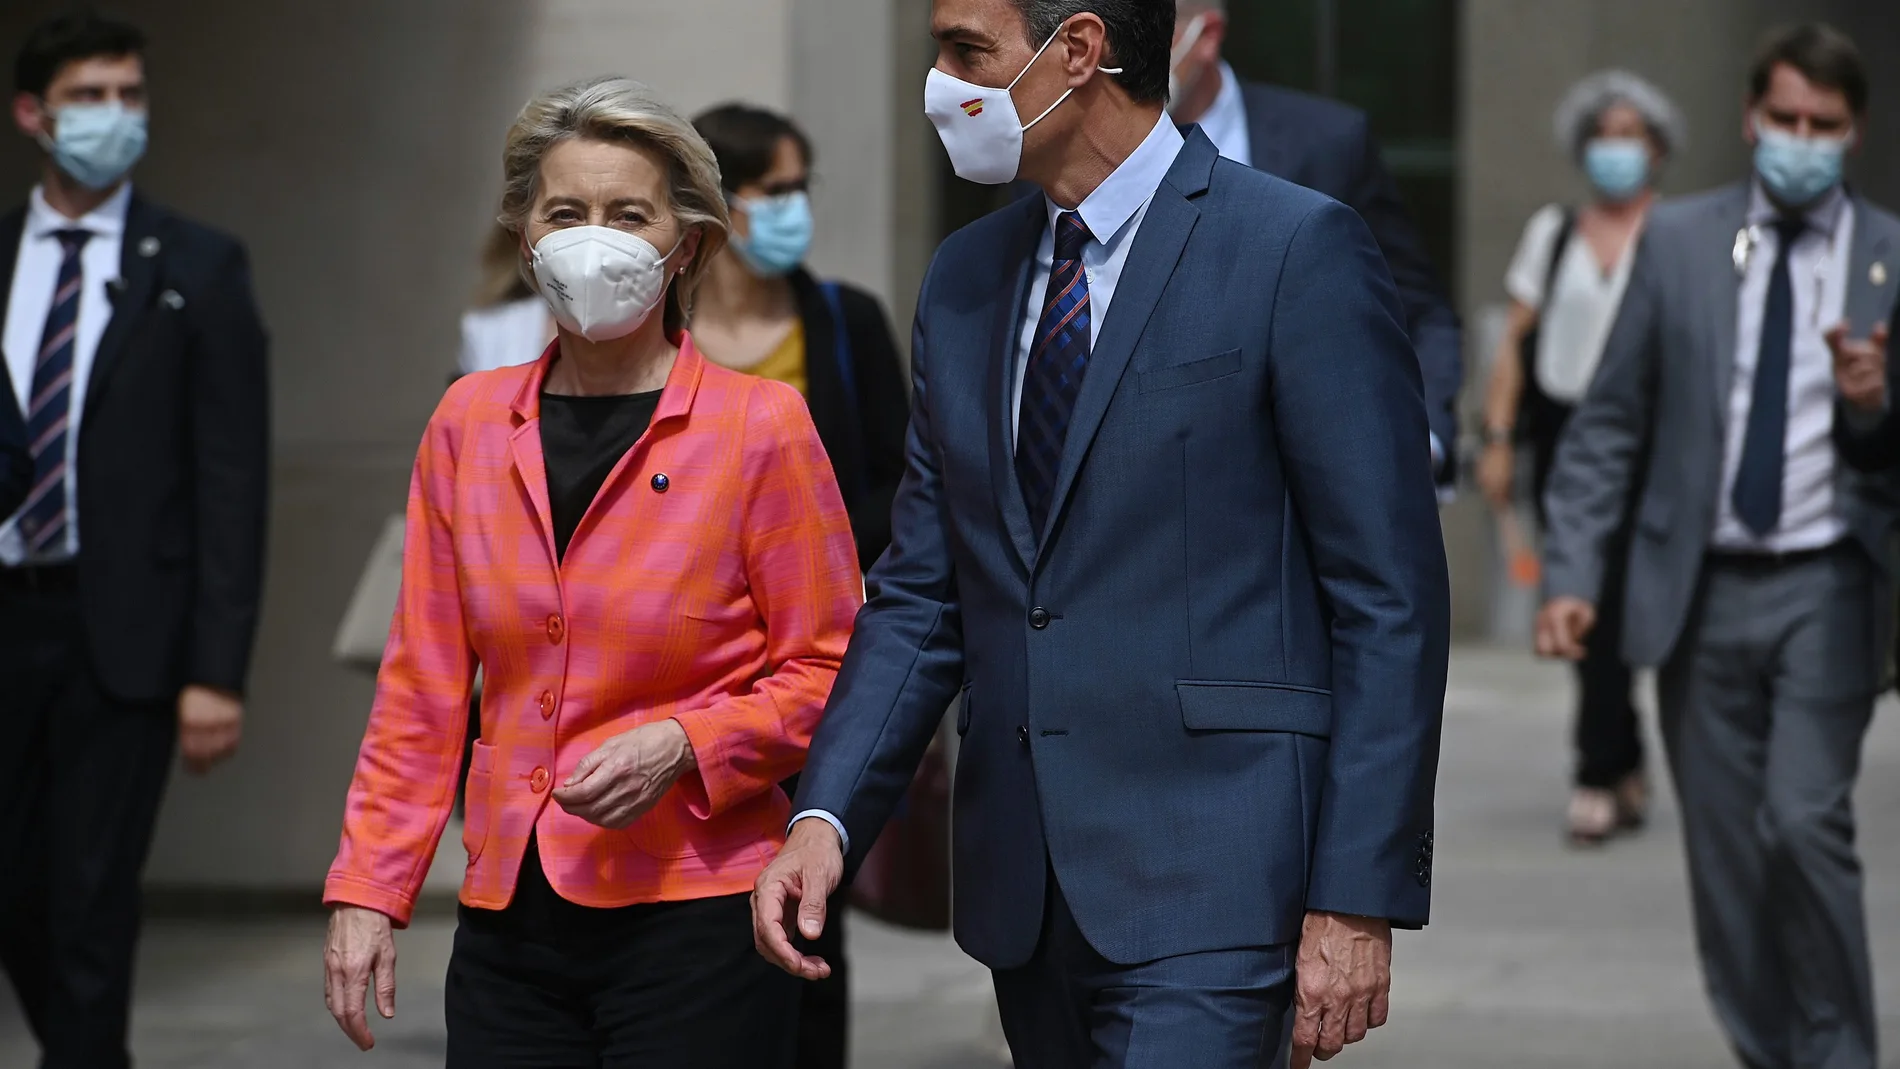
[1457,0,1900,639]
[0,0,925,890]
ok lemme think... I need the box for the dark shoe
[1614,771,1648,830]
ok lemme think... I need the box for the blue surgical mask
[731,191,813,277]
[38,102,148,190]
[1753,119,1849,208]
[1582,138,1650,202]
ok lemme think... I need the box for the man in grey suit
[1539,24,1896,1069]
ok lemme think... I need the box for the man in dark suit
[0,363,26,516]
[1168,0,1462,485]
[753,1,1449,1066]
[0,13,269,1068]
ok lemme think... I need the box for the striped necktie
[18,227,91,558]
[1017,211,1094,538]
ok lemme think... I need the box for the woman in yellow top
[688,103,911,1069]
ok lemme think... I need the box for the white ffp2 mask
[923,26,1124,185]
[530,225,679,342]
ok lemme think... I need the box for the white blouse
[457,297,553,376]
[1503,204,1641,405]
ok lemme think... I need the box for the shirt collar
[1747,179,1849,238]
[26,182,132,241]
[1043,113,1185,250]
[1201,63,1248,138]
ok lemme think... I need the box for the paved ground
[5,646,1900,1067]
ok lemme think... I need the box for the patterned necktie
[18,227,91,557]
[1017,212,1094,537]
[1731,216,1806,537]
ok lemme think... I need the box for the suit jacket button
[1017,726,1030,746]
[530,767,550,793]
[1028,607,1050,630]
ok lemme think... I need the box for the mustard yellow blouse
[746,322,808,397]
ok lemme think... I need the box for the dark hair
[692,103,813,194]
[1749,23,1867,116]
[15,9,146,97]
[1012,0,1175,105]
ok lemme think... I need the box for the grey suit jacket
[1543,182,1900,668]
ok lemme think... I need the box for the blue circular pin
[651,473,670,493]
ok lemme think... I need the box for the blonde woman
[319,76,862,1067]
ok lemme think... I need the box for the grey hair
[499,75,731,334]
[1553,69,1686,161]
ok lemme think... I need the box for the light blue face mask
[731,191,813,277]
[38,102,148,190]
[1753,120,1849,208]
[1582,138,1650,202]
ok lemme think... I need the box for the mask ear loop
[1008,20,1127,133]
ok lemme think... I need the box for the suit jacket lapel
[506,347,559,566]
[0,207,21,417]
[1844,195,1899,345]
[988,196,1043,573]
[1036,133,1213,552]
[84,195,161,421]
[1705,185,1749,426]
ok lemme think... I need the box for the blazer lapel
[1035,133,1212,553]
[84,195,161,421]
[988,196,1044,573]
[1705,184,1750,426]
[506,346,559,566]
[0,208,23,333]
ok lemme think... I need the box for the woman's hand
[1477,440,1516,508]
[324,906,397,1051]
[553,719,697,829]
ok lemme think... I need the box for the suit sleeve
[0,361,28,519]
[841,286,911,568]
[1833,293,1900,471]
[669,382,863,818]
[1269,200,1450,927]
[1339,115,1463,479]
[790,260,966,871]
[1540,228,1663,604]
[187,241,272,693]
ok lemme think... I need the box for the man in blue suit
[752,1,1450,1066]
[1169,0,1462,487]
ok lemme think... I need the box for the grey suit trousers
[1658,546,1880,1069]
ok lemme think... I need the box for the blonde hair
[499,76,730,334]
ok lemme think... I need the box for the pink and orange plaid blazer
[324,335,862,925]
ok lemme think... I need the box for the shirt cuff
[1429,432,1445,468]
[790,809,850,854]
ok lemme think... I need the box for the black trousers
[0,573,177,1069]
[793,891,848,1069]
[1531,417,1644,790]
[445,835,799,1068]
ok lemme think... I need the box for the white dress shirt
[793,115,1187,851]
[1712,182,1853,552]
[1195,62,1253,169]
[457,296,553,375]
[1505,204,1641,404]
[1,182,131,564]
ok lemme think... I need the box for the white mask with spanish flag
[924,24,1124,185]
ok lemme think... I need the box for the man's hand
[1827,319,1890,414]
[1291,911,1392,1067]
[1535,596,1597,661]
[552,719,696,829]
[324,906,397,1051]
[753,818,845,981]
[178,685,243,774]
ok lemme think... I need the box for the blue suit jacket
[794,130,1450,969]
[0,362,27,518]
[1240,82,1463,481]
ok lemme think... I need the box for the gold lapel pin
[138,236,160,258]
[1872,262,1889,287]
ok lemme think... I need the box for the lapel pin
[1872,262,1889,287]
[160,290,185,310]
[651,473,670,493]
[138,236,160,258]
[1732,227,1757,277]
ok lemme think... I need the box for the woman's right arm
[1476,300,1539,506]
[323,380,480,925]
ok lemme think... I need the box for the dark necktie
[1017,212,1094,537]
[1731,216,1806,537]
[18,228,91,557]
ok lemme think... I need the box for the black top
[540,388,663,560]
[785,269,911,569]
